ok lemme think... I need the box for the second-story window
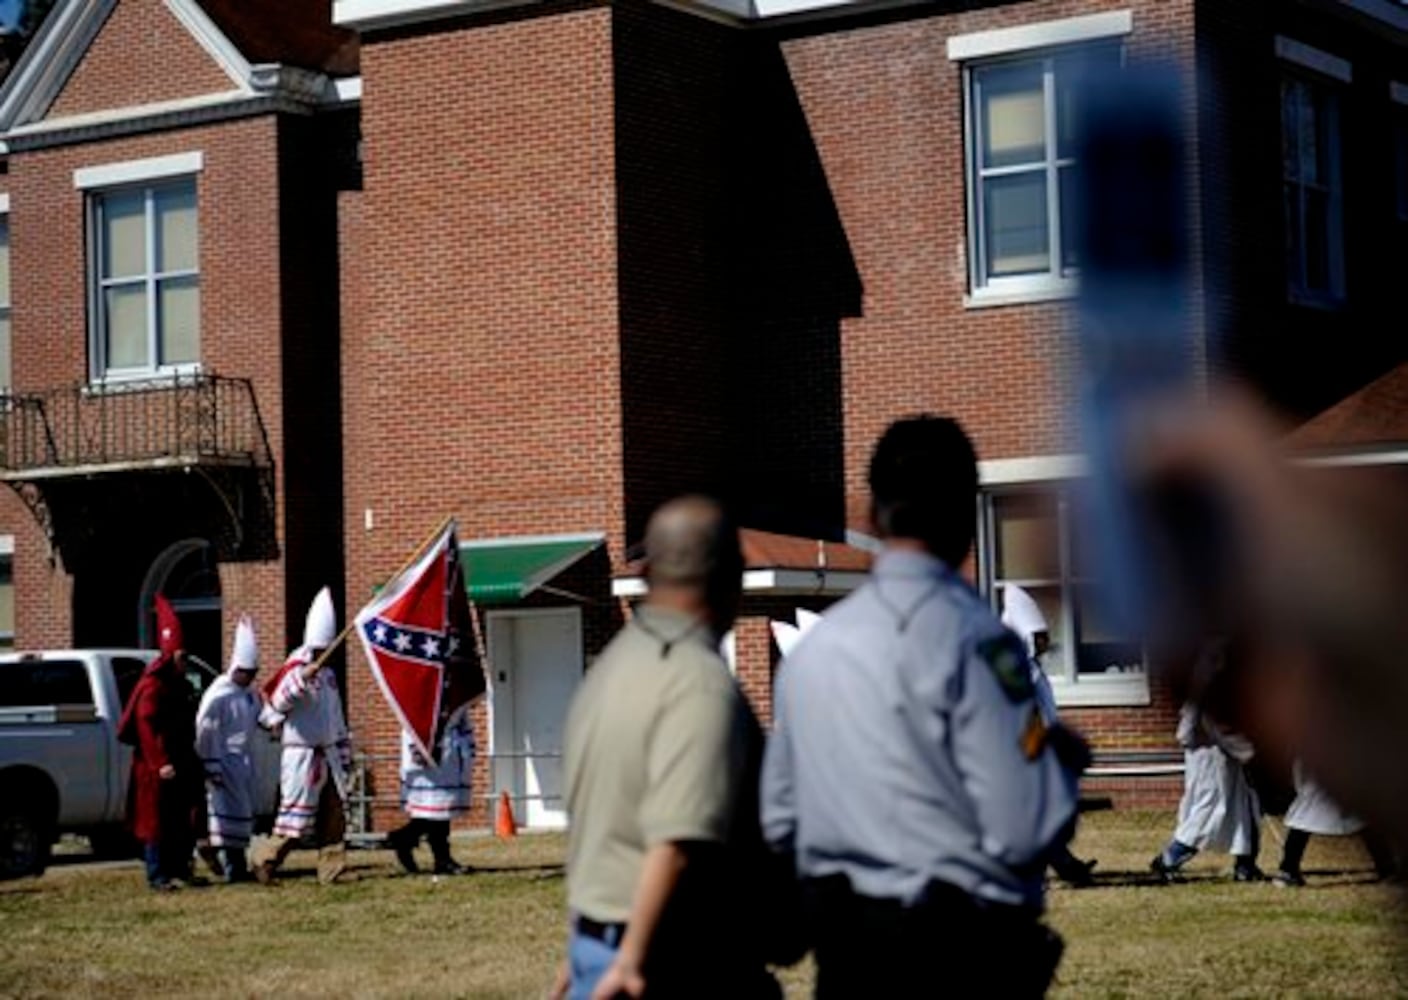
[1281,75,1345,305]
[90,180,199,379]
[964,44,1120,298]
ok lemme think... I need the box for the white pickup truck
[0,650,279,879]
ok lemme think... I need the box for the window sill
[84,366,202,395]
[964,283,1076,310]
[1050,674,1150,709]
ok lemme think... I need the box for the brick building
[1,0,1404,825]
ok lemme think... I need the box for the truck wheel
[0,808,51,880]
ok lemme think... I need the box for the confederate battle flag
[355,522,486,763]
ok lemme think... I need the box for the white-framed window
[962,42,1121,301]
[978,486,1148,707]
[0,207,10,392]
[1281,74,1345,305]
[87,179,199,380]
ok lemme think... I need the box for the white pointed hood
[229,614,258,674]
[1000,584,1048,658]
[303,587,337,651]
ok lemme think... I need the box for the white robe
[1286,761,1364,837]
[1173,704,1261,856]
[265,655,350,840]
[195,675,261,848]
[401,708,475,822]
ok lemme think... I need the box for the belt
[575,915,627,947]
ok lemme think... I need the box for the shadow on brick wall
[614,5,861,544]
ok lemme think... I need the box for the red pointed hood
[155,594,184,657]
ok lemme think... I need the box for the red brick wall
[6,116,290,670]
[772,0,1198,518]
[345,8,621,828]
[48,0,235,120]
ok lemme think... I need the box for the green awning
[459,533,604,605]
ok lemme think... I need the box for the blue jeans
[569,925,622,1000]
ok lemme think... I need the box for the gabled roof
[1285,361,1408,454]
[0,0,358,148]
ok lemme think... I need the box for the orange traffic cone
[495,790,518,840]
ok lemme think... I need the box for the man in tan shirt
[552,496,778,1000]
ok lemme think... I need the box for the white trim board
[0,535,13,557]
[0,194,10,215]
[1275,36,1352,84]
[73,152,204,190]
[0,0,116,132]
[1294,449,1408,469]
[162,0,253,90]
[978,454,1087,485]
[947,10,1132,62]
[612,567,869,599]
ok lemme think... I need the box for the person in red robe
[118,595,201,890]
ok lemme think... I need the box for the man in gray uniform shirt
[761,415,1086,997]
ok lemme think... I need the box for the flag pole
[301,514,456,678]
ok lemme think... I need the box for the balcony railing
[0,373,273,477]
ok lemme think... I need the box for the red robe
[118,655,198,844]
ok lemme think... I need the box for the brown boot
[317,842,348,885]
[254,860,277,886]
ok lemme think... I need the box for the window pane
[993,493,1060,582]
[1074,583,1143,674]
[978,62,1046,169]
[1281,79,1302,182]
[0,221,10,307]
[1058,164,1079,272]
[1284,183,1302,287]
[155,184,197,273]
[101,191,147,279]
[0,660,93,707]
[1055,44,1121,160]
[159,277,199,365]
[1003,582,1066,676]
[984,171,1050,277]
[1304,187,1330,292]
[105,284,149,369]
[1300,85,1322,186]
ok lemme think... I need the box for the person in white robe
[194,615,261,881]
[1152,698,1264,882]
[1002,584,1097,887]
[252,588,352,885]
[387,704,475,875]
[1274,762,1398,886]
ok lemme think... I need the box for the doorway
[487,608,582,829]
[138,539,222,672]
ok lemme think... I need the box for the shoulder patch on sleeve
[976,632,1035,704]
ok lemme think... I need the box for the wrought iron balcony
[0,374,277,567]
[0,374,272,477]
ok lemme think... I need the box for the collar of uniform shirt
[871,547,953,580]
[870,548,954,633]
[631,605,714,658]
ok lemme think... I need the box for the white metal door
[488,609,581,829]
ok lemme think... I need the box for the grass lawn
[1,811,1404,998]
